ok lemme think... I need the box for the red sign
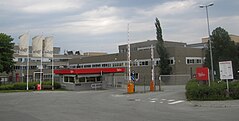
[196,67,209,81]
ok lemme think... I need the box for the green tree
[0,33,15,74]
[155,17,171,75]
[204,27,239,79]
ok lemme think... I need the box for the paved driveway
[0,85,238,121]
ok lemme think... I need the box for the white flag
[32,35,43,57]
[19,33,29,56]
[43,36,54,58]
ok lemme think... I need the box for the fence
[159,74,191,85]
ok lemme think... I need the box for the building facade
[1,40,206,90]
[0,45,79,83]
[58,40,205,89]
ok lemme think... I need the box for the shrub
[53,82,61,89]
[229,81,239,99]
[0,81,61,91]
[28,82,38,90]
[186,80,229,100]
[42,80,61,90]
[13,82,27,90]
[0,84,14,90]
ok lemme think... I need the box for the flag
[43,36,53,58]
[19,33,29,55]
[32,35,43,57]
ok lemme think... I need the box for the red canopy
[54,67,125,75]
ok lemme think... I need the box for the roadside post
[219,61,233,97]
[131,71,136,92]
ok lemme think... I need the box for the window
[18,58,23,62]
[196,59,202,64]
[102,63,111,67]
[113,63,124,67]
[14,66,20,70]
[30,66,37,70]
[70,64,77,68]
[132,61,138,66]
[186,57,202,65]
[83,65,91,68]
[86,77,95,82]
[139,61,149,66]
[78,77,86,83]
[63,76,75,83]
[77,65,83,68]
[92,64,101,68]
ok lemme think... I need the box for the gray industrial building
[1,40,205,90]
[0,45,78,83]
[64,40,205,89]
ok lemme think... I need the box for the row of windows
[186,57,203,64]
[155,57,175,65]
[14,65,61,70]
[69,57,203,69]
[63,76,101,84]
[14,57,70,63]
[69,58,176,69]
[70,62,128,69]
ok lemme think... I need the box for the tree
[204,27,239,79]
[0,33,15,74]
[155,17,171,75]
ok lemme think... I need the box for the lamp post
[200,3,214,82]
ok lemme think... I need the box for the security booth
[54,67,125,91]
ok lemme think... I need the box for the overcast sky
[1,0,238,54]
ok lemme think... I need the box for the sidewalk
[134,85,239,108]
[190,100,239,108]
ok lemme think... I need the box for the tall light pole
[200,3,214,82]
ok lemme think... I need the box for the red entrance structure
[54,67,126,91]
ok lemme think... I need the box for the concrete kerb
[189,100,239,108]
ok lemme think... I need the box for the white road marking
[135,99,141,102]
[111,94,125,97]
[161,99,166,101]
[150,100,156,103]
[151,98,158,101]
[168,99,175,102]
[168,100,185,105]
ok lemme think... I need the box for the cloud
[22,0,81,13]
[0,0,82,14]
[1,0,239,54]
[136,0,197,17]
[211,16,239,34]
[81,6,121,18]
[48,6,129,35]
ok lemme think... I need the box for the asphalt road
[0,85,239,121]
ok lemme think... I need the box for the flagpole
[40,53,42,90]
[26,40,29,90]
[52,56,54,90]
[40,36,43,90]
[18,33,30,90]
[52,36,54,90]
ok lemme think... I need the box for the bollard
[127,82,134,94]
[150,80,154,92]
[37,84,41,91]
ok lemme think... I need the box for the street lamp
[200,3,214,82]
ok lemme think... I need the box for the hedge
[186,79,239,100]
[0,81,61,90]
